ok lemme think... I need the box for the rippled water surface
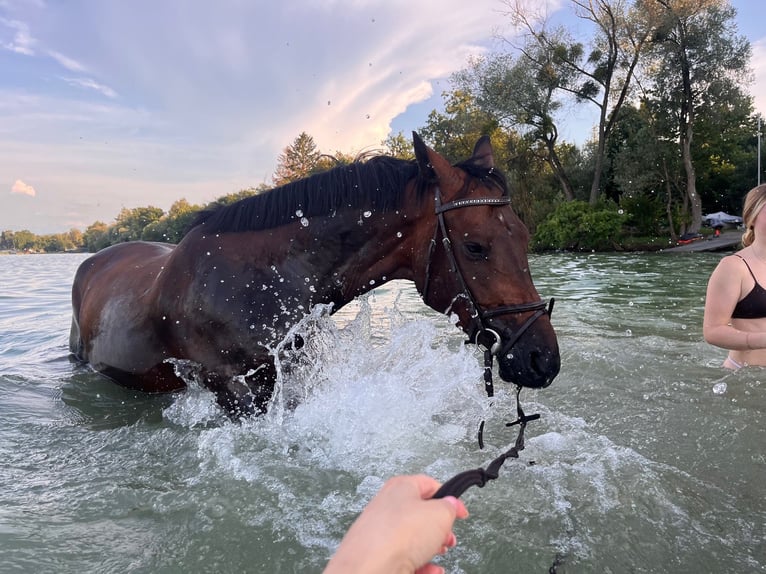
[1,252,764,573]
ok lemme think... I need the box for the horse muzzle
[473,304,560,389]
[496,332,560,388]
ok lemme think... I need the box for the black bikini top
[731,254,766,319]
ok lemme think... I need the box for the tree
[272,132,323,186]
[418,88,569,229]
[382,131,416,160]
[83,222,110,252]
[454,52,577,200]
[419,90,502,161]
[10,229,36,250]
[110,206,164,243]
[500,0,655,204]
[645,0,751,232]
[142,198,203,243]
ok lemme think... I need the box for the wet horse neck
[176,207,425,318]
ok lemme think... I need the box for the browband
[435,196,510,215]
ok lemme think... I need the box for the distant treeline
[0,189,260,254]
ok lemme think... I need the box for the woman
[704,184,766,368]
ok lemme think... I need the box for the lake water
[1,252,764,573]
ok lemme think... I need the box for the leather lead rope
[432,387,540,499]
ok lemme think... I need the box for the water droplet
[396,232,403,238]
[713,382,727,395]
[618,209,624,215]
[300,217,309,227]
[625,329,632,336]
[363,211,372,218]
[309,285,316,293]
[295,209,304,217]
[369,279,375,285]
[628,301,634,307]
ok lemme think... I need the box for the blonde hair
[742,184,766,246]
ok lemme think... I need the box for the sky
[2,0,765,235]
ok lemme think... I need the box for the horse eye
[463,242,488,259]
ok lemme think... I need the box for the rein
[421,184,555,397]
[433,386,539,499]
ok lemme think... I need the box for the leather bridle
[421,184,554,397]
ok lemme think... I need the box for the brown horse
[69,133,559,416]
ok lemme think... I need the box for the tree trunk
[589,134,606,205]
[545,139,575,201]
[680,125,702,232]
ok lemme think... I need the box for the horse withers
[69,133,560,416]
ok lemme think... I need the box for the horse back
[70,241,176,369]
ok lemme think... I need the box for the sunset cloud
[11,179,36,197]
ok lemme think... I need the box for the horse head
[412,132,560,390]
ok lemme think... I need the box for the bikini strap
[734,254,758,282]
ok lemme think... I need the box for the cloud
[48,49,87,72]
[0,17,35,55]
[0,0,597,234]
[11,179,36,197]
[61,77,118,99]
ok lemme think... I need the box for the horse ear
[471,135,495,170]
[412,131,430,173]
[412,131,457,183]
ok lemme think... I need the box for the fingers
[412,473,443,499]
[415,564,445,574]
[410,475,469,519]
[441,495,469,519]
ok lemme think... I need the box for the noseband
[421,185,554,397]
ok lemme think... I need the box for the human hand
[323,474,469,574]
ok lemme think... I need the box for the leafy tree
[418,88,568,230]
[204,188,260,209]
[499,0,655,204]
[644,0,751,232]
[9,229,36,250]
[454,52,577,200]
[272,132,323,186]
[109,206,164,243]
[65,228,83,250]
[83,221,110,252]
[142,198,203,243]
[382,131,416,160]
[533,200,626,250]
[1,230,14,249]
[419,90,502,161]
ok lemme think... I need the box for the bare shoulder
[707,253,747,286]
[717,253,747,271]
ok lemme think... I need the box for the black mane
[188,153,507,234]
